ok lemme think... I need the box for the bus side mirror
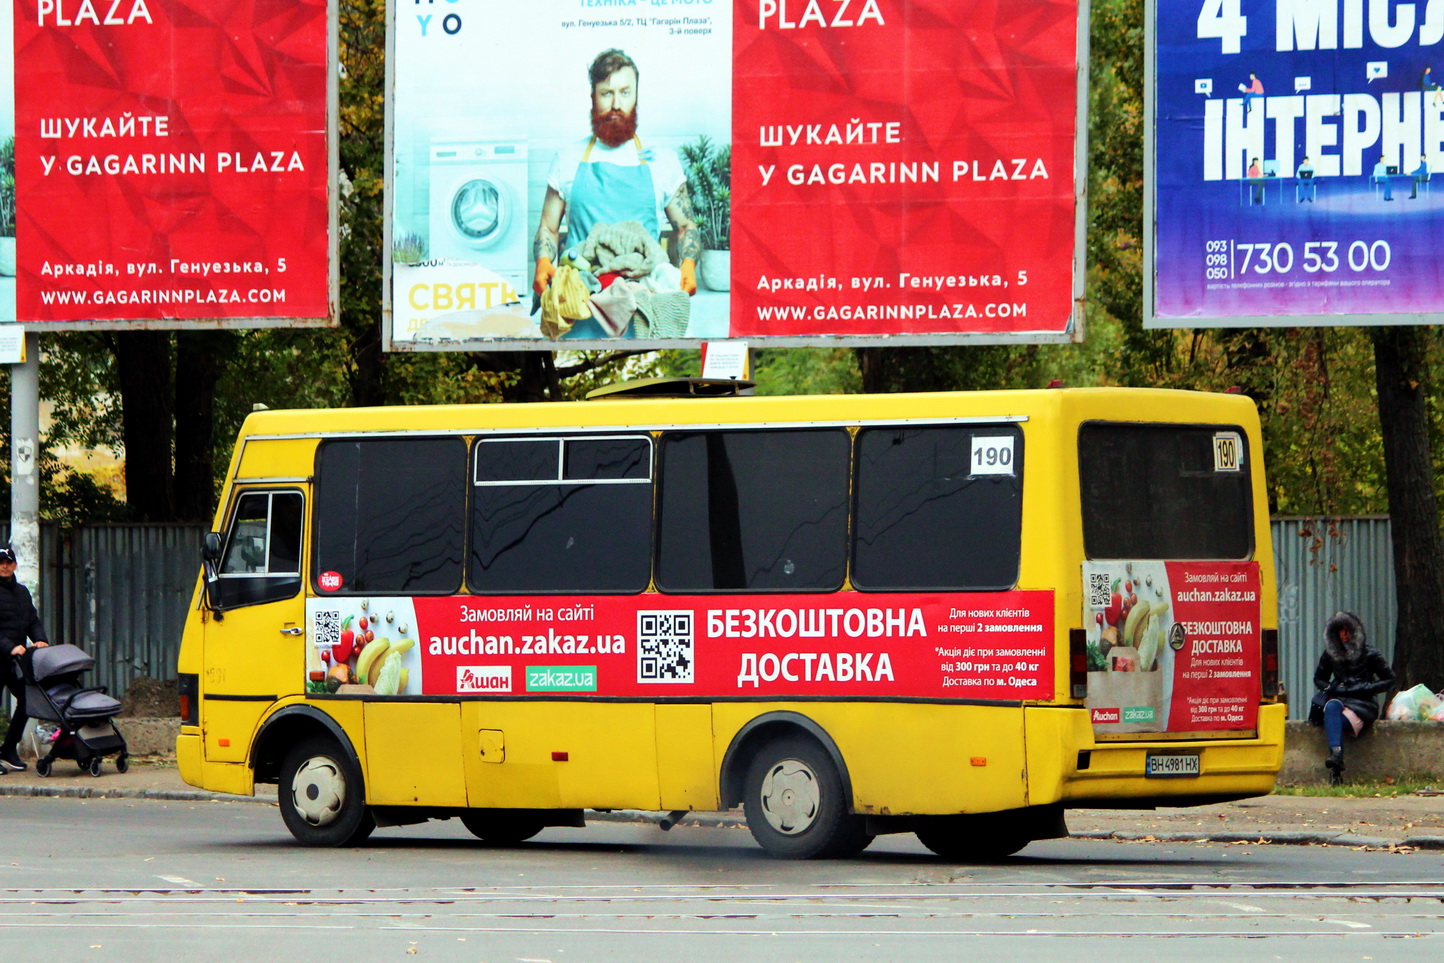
[202,532,225,618]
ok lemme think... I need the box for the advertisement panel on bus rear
[386,0,1082,348]
[1083,561,1261,735]
[304,591,1056,701]
[4,0,333,326]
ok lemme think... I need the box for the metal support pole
[4,331,39,723]
[10,331,40,602]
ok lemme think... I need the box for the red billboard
[731,0,1081,339]
[7,0,334,327]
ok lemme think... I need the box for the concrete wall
[1281,721,1444,785]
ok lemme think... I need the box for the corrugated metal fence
[1272,516,1397,720]
[0,522,204,702]
[0,517,1406,719]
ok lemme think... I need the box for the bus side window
[656,428,850,592]
[851,426,1024,592]
[313,437,468,594]
[470,435,653,594]
[217,491,304,608]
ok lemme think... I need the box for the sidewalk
[3,756,1443,850]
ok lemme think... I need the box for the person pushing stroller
[0,545,49,773]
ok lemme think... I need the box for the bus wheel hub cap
[293,758,345,826]
[760,760,820,835]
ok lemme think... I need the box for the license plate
[1145,753,1201,777]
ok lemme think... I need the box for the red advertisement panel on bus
[305,590,1056,701]
[1084,560,1262,735]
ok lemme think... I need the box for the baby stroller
[21,644,129,777]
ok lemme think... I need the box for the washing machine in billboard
[428,140,529,291]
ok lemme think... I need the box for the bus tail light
[1261,628,1280,698]
[178,673,199,726]
[1069,628,1088,698]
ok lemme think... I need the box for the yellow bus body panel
[712,702,1029,814]
[459,702,662,809]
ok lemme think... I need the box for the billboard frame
[2,0,340,334]
[381,0,1092,353]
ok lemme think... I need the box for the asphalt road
[4,796,1443,961]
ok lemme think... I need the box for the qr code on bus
[313,609,341,648]
[637,611,694,683]
[1088,572,1112,608]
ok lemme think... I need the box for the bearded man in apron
[532,49,700,339]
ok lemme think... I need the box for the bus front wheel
[915,814,1032,862]
[743,736,872,859]
[459,810,546,845]
[278,736,376,847]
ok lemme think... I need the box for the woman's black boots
[1324,747,1344,786]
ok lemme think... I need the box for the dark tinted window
[852,426,1023,591]
[314,437,467,593]
[217,491,303,608]
[471,436,653,593]
[1079,423,1253,559]
[657,429,849,592]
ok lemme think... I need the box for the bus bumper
[1025,702,1287,807]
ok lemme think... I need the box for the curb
[0,783,277,804]
[1072,829,1444,849]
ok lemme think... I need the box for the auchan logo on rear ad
[457,665,512,693]
[1091,707,1121,725]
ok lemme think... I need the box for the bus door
[202,488,306,764]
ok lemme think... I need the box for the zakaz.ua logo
[457,665,511,693]
[1091,707,1121,724]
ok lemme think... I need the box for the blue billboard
[1151,0,1444,325]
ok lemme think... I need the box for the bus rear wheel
[279,736,375,847]
[743,736,872,859]
[459,810,546,845]
[915,814,1032,862]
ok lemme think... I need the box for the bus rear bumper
[1025,702,1287,808]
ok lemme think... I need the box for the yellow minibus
[176,382,1284,858]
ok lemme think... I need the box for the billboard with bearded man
[385,0,1085,350]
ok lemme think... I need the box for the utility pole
[9,329,39,601]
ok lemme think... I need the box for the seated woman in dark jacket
[1310,611,1395,784]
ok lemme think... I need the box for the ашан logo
[457,665,511,694]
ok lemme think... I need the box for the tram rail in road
[0,880,1441,942]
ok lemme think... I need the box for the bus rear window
[1079,423,1253,560]
[314,437,467,593]
[656,429,850,592]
